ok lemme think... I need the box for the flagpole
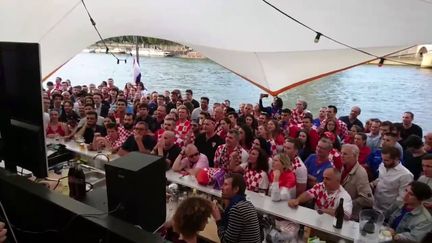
[134,36,139,64]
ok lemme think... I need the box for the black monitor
[0,42,48,178]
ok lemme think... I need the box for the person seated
[118,121,156,156]
[268,153,296,201]
[214,129,249,173]
[243,148,269,193]
[304,138,334,188]
[288,168,352,219]
[384,181,432,242]
[164,197,213,243]
[152,130,182,169]
[211,173,262,243]
[172,144,209,176]
[91,123,122,153]
[68,111,105,144]
[46,110,69,138]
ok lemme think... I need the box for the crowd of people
[35,76,432,242]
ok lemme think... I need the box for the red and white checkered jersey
[156,128,185,148]
[290,108,305,126]
[244,168,269,192]
[329,149,342,170]
[117,126,133,145]
[306,182,353,218]
[175,120,191,140]
[319,118,348,139]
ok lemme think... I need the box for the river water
[47,53,432,132]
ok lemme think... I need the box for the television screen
[0,42,48,178]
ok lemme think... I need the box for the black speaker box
[105,152,166,232]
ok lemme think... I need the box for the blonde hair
[274,153,292,171]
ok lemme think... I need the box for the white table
[46,138,119,169]
[166,170,359,241]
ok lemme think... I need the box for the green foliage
[97,36,177,45]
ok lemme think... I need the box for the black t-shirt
[397,123,423,147]
[191,99,200,109]
[78,125,105,144]
[194,133,224,167]
[339,116,364,130]
[135,116,157,132]
[403,152,426,180]
[164,145,181,169]
[121,135,156,152]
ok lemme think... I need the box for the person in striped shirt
[211,173,261,243]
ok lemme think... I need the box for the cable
[0,200,19,243]
[80,0,127,64]
[261,0,421,67]
[60,203,122,233]
[3,203,122,237]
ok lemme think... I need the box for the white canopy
[1,0,431,95]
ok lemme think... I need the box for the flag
[133,56,141,84]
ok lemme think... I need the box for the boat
[138,47,172,57]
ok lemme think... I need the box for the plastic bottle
[68,163,86,200]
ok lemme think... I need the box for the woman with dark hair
[296,129,314,161]
[238,125,254,150]
[164,197,213,243]
[251,137,271,158]
[217,117,232,140]
[267,119,285,149]
[343,124,363,144]
[257,124,277,156]
[321,118,341,143]
[244,148,269,193]
[244,114,258,134]
[258,94,283,118]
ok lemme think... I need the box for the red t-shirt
[269,170,296,189]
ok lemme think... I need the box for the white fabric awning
[1,0,431,95]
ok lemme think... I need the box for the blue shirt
[304,154,333,183]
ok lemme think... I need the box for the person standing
[371,146,413,212]
[211,173,261,243]
[340,144,373,220]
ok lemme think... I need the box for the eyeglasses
[134,127,145,131]
[188,152,200,159]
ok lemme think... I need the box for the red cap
[196,168,210,185]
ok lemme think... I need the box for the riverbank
[85,43,206,59]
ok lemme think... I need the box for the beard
[123,123,134,130]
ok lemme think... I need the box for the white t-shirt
[293,156,308,184]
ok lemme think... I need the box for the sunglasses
[188,152,200,159]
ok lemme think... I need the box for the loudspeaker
[105,152,166,232]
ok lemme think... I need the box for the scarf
[221,194,246,228]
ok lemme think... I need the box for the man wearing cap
[384,181,432,242]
